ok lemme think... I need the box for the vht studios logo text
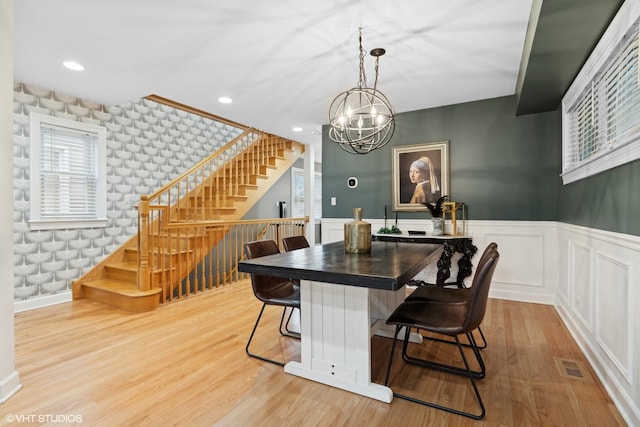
[5,413,83,423]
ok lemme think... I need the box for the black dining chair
[244,239,300,366]
[405,242,498,349]
[282,235,310,252]
[384,249,499,420]
[280,235,309,334]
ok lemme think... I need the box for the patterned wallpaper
[12,82,243,301]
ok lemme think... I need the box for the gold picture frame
[392,141,449,211]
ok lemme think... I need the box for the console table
[371,233,477,287]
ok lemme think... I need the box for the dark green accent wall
[557,157,640,236]
[322,96,559,221]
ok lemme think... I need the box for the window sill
[561,136,640,184]
[28,218,109,231]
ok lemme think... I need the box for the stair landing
[82,280,162,313]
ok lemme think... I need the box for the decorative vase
[431,217,444,236]
[344,208,371,253]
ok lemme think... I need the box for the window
[29,113,107,230]
[291,167,321,220]
[562,2,640,184]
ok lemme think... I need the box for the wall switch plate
[331,197,336,206]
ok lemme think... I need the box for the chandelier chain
[373,56,380,91]
[358,28,367,89]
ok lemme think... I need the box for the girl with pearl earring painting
[408,156,441,204]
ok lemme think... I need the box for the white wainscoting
[322,218,640,425]
[321,219,559,304]
[556,223,640,427]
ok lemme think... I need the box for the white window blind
[29,113,107,230]
[562,3,640,184]
[40,124,99,218]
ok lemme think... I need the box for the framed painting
[392,141,449,211]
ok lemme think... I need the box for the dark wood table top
[238,240,441,291]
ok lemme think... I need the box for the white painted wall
[0,0,23,404]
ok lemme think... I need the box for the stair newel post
[137,195,151,292]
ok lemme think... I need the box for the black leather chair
[282,235,310,252]
[280,235,309,333]
[405,242,498,349]
[244,239,300,366]
[384,249,499,420]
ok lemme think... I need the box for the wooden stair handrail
[162,216,309,229]
[137,127,303,299]
[145,127,257,203]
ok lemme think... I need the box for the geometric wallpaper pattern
[12,82,243,301]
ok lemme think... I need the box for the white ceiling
[14,0,534,161]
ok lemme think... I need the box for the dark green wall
[557,157,640,236]
[322,96,559,221]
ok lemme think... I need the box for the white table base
[284,279,414,403]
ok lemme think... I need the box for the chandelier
[329,28,395,154]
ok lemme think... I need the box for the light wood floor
[2,280,625,426]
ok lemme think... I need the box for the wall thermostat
[347,177,358,188]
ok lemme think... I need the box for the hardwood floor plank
[0,280,625,426]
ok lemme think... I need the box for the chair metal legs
[418,325,488,350]
[475,326,488,349]
[384,325,486,420]
[426,327,487,350]
[279,307,300,338]
[402,330,486,379]
[246,303,299,366]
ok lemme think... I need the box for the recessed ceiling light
[62,61,84,71]
[292,127,303,132]
[218,96,232,104]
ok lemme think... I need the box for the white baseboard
[489,288,555,305]
[0,370,22,404]
[14,292,72,313]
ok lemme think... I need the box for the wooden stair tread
[106,261,137,271]
[106,261,172,273]
[83,279,162,297]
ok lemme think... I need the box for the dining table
[238,240,441,403]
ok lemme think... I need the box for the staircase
[72,128,305,312]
